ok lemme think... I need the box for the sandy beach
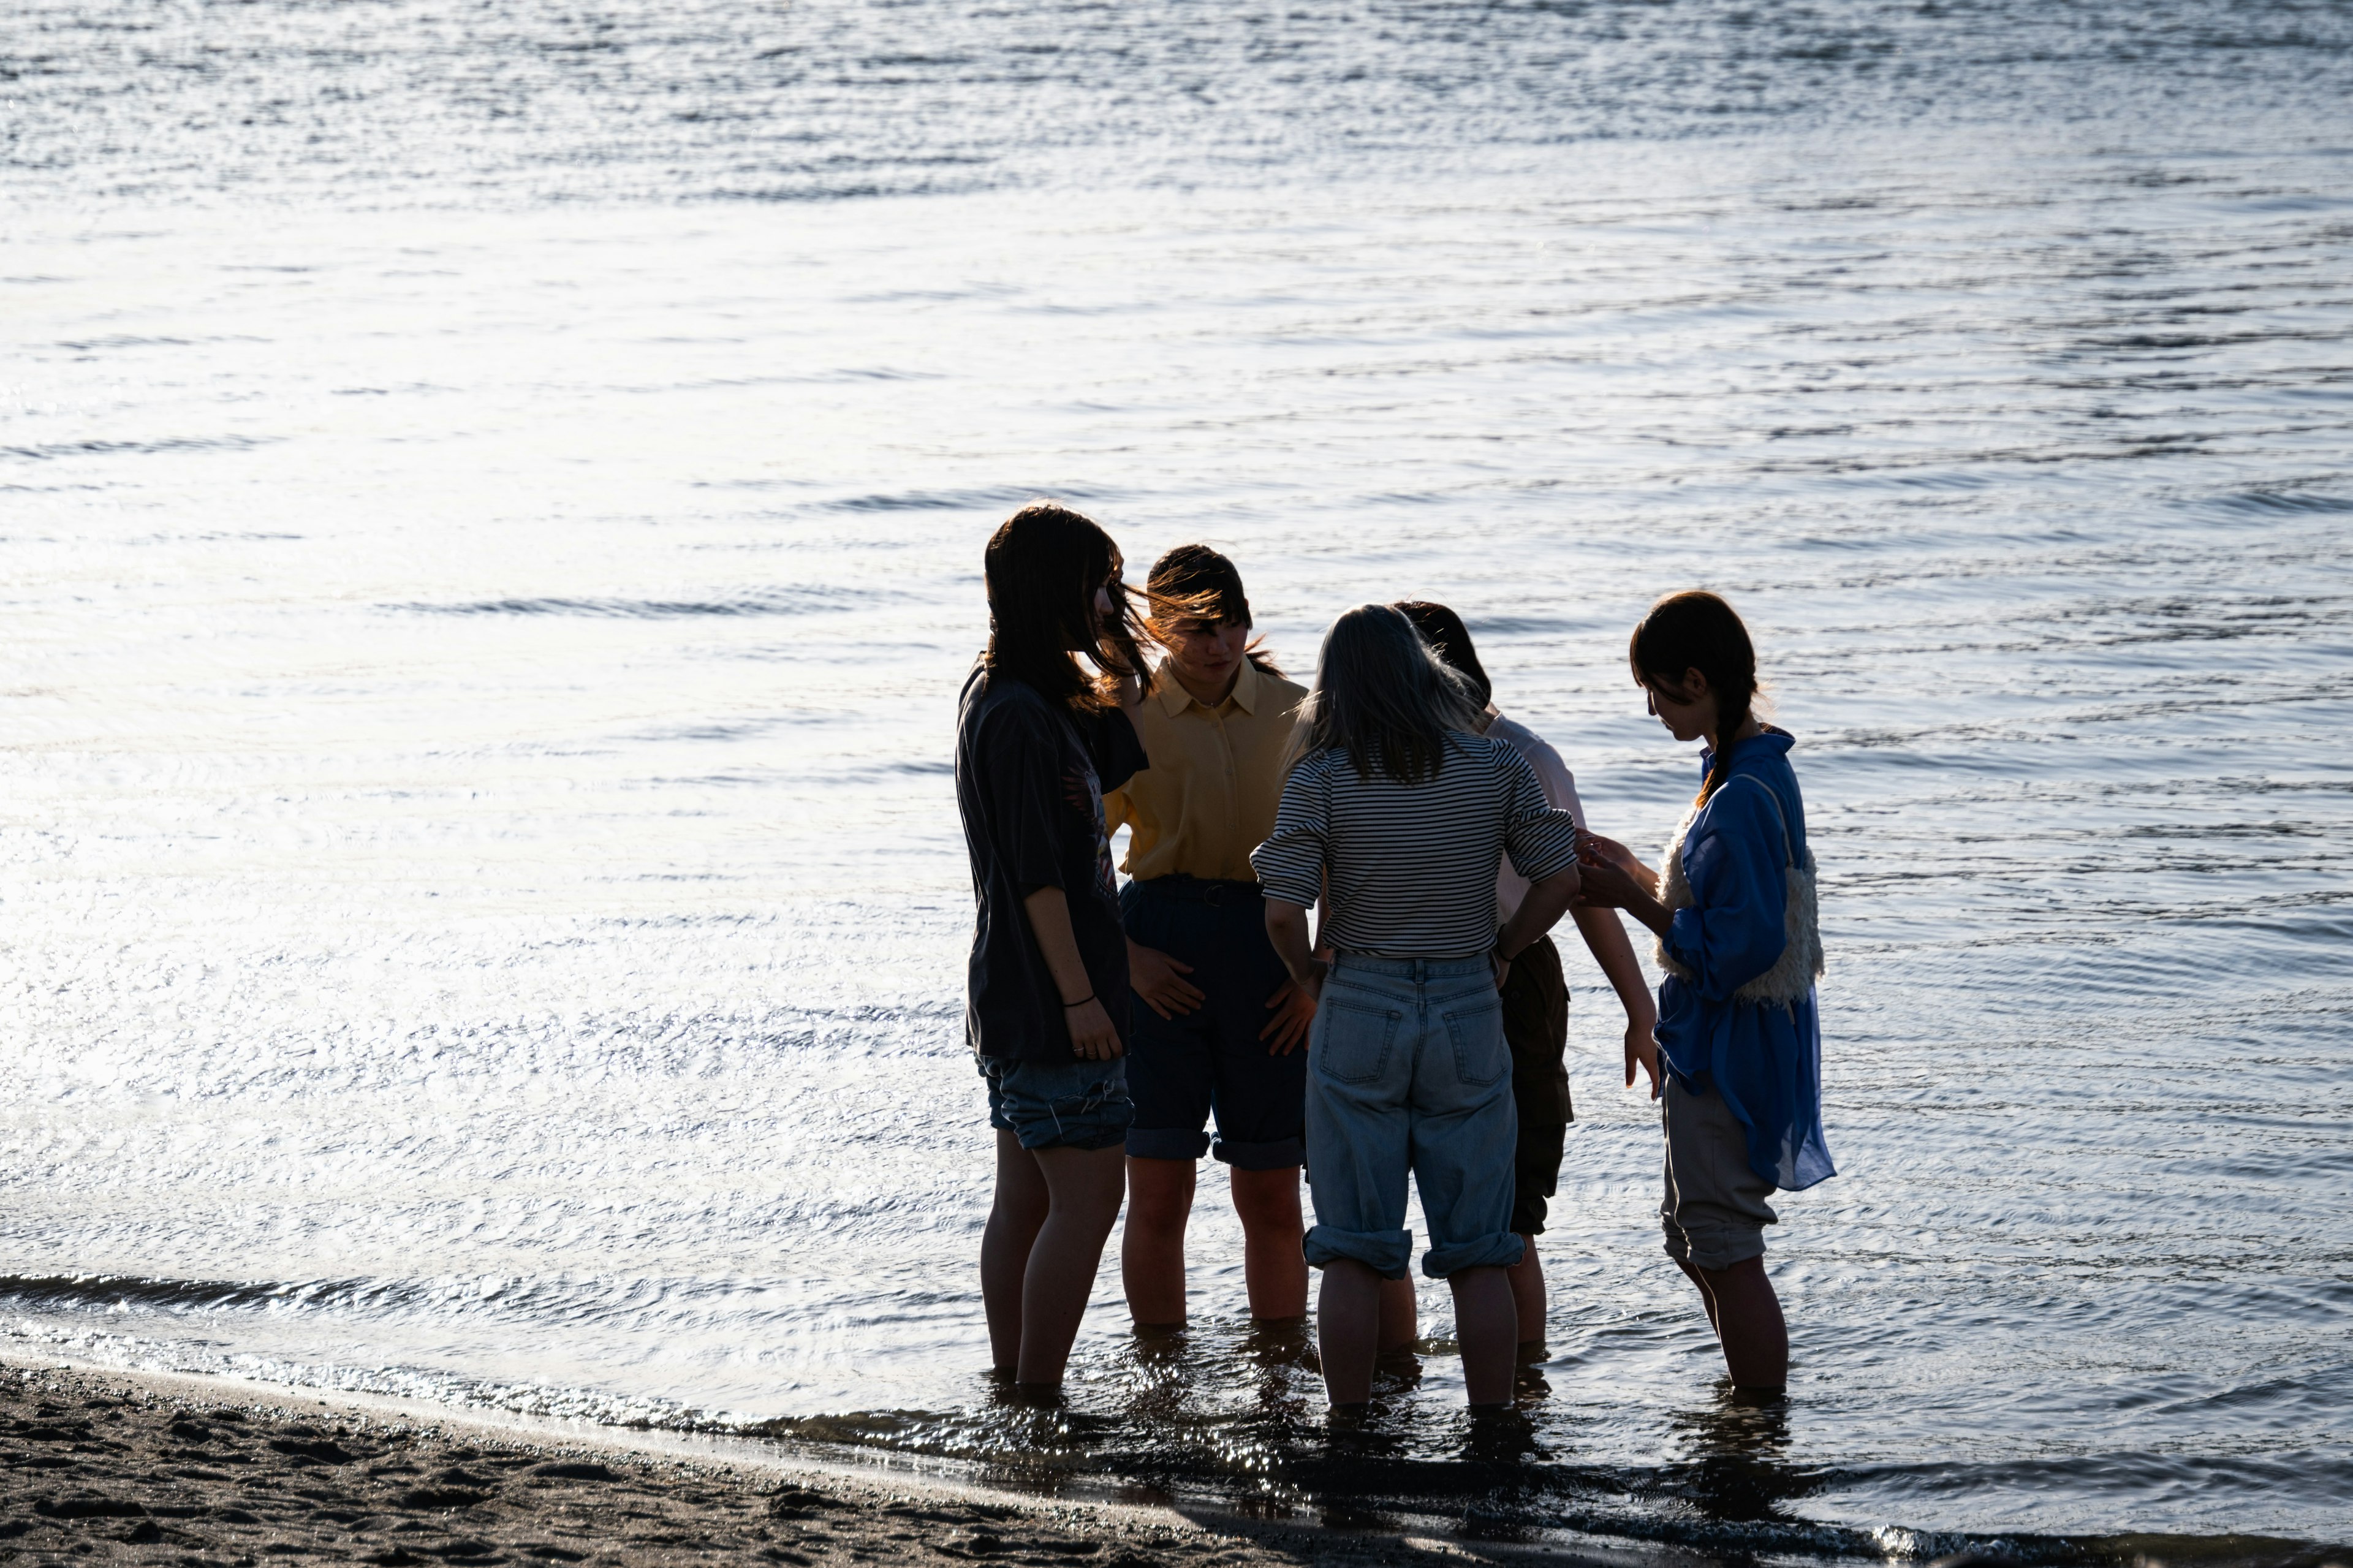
[0,1360,1536,1568]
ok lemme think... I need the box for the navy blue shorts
[1120,876,1307,1170]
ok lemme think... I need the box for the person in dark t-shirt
[953,501,1151,1392]
[959,673,1145,1066]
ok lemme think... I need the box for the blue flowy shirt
[1654,729,1836,1192]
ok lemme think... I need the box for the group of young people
[953,502,1835,1414]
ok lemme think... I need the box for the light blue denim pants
[1303,954,1525,1280]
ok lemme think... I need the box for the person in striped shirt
[1251,604,1583,1412]
[1393,602,1662,1354]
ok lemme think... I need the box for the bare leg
[1448,1267,1518,1406]
[1376,1274,1419,1352]
[1694,1257,1787,1391]
[1012,1143,1127,1387]
[1676,1258,1722,1335]
[1229,1165,1309,1321]
[1507,1232,1545,1346]
[981,1130,1050,1375]
[1120,1156,1195,1327]
[1316,1260,1383,1406]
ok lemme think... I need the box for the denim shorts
[1302,953,1525,1281]
[979,1053,1134,1152]
[1121,877,1306,1170]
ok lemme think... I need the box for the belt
[1132,876,1265,907]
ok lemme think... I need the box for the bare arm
[1571,904,1661,1098]
[1254,869,1327,1055]
[1494,865,1578,985]
[1571,905,1650,1013]
[1264,900,1323,1000]
[1021,885,1123,1060]
[1577,866,1675,940]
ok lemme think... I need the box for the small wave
[2208,490,2353,515]
[0,1273,375,1316]
[817,485,1116,514]
[51,334,195,350]
[396,588,881,619]
[0,436,276,461]
[1458,613,1613,635]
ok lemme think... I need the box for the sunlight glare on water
[4,0,2351,1556]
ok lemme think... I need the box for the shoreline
[0,1346,1051,1510]
[0,1352,1640,1568]
[7,1350,2347,1568]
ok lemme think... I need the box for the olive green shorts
[1661,1075,1778,1271]
[1500,933,1572,1236]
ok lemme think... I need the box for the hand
[1491,951,1512,993]
[1577,833,1655,891]
[1128,939,1205,1020]
[1259,975,1317,1055]
[1066,997,1124,1060]
[1578,830,1635,868]
[1572,854,1647,911]
[1624,1015,1661,1100]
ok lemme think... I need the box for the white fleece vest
[1654,774,1822,1007]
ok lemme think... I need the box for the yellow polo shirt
[1105,657,1309,884]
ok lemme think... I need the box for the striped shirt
[1251,733,1582,960]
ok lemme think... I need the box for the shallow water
[4,0,2352,1557]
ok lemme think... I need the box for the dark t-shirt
[956,666,1148,1062]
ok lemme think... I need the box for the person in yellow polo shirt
[1105,544,1317,1326]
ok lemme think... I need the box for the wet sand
[0,1361,1517,1568]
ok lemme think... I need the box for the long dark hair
[1293,604,1484,786]
[1392,601,1491,706]
[983,502,1146,713]
[1146,543,1283,677]
[1629,589,1758,806]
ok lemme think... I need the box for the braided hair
[1629,590,1757,806]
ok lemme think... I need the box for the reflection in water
[757,1319,2351,1567]
[1662,1392,1814,1524]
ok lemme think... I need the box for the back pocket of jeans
[1315,998,1401,1085]
[1443,999,1509,1088]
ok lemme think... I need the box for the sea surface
[4,1,2351,1559]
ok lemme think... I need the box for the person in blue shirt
[1574,590,1835,1396]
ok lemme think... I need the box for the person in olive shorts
[1105,545,1318,1326]
[1395,603,1661,1348]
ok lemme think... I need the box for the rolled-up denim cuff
[1212,1134,1303,1171]
[1125,1126,1211,1162]
[1304,1223,1412,1281]
[1422,1230,1525,1279]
